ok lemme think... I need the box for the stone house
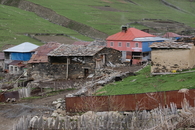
[27,42,62,80]
[150,41,195,73]
[29,44,122,80]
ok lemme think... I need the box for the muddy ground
[0,65,144,130]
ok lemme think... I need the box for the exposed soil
[0,89,78,130]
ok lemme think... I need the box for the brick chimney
[122,26,127,33]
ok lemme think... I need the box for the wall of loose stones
[151,48,195,73]
[28,57,96,80]
[95,47,122,64]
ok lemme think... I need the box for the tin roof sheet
[28,42,61,63]
[3,42,39,52]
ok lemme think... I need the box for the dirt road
[0,89,78,130]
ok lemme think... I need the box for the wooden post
[66,57,69,79]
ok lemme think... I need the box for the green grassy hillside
[26,0,195,34]
[0,0,195,48]
[96,66,195,96]
[0,4,91,48]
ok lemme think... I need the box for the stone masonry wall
[28,56,95,80]
[95,47,122,64]
[151,49,194,73]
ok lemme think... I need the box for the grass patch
[45,88,75,96]
[96,65,195,96]
[22,96,41,100]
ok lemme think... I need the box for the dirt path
[0,89,78,130]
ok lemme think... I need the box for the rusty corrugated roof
[28,42,61,63]
[162,32,181,38]
[9,60,25,67]
[48,44,105,56]
[106,28,155,41]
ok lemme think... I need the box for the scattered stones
[5,98,16,103]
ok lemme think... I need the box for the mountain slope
[0,0,195,48]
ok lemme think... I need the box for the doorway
[84,68,89,77]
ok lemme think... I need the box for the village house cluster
[0,27,194,80]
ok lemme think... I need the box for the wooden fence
[66,89,194,112]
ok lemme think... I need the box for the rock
[6,98,10,103]
[52,101,58,105]
[10,98,16,102]
[51,112,58,117]
[66,93,73,97]
[56,103,62,109]
[57,98,62,102]
[56,109,66,115]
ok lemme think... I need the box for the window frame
[126,42,130,47]
[118,42,122,47]
[135,43,139,47]
[110,42,114,46]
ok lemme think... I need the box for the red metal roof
[106,28,155,41]
[28,42,61,63]
[162,32,181,38]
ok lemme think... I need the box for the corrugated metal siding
[0,91,19,102]
[66,89,195,113]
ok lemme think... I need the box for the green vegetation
[26,0,195,35]
[1,0,195,48]
[96,66,195,96]
[0,4,92,48]
[45,88,75,96]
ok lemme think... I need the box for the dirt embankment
[0,0,108,39]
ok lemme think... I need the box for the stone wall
[95,47,122,64]
[151,47,195,73]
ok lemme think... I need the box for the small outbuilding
[150,41,195,73]
[3,42,39,74]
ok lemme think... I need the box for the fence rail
[66,89,194,112]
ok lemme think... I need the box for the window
[110,42,114,46]
[15,67,18,71]
[118,42,122,47]
[10,66,13,71]
[126,42,130,47]
[135,43,139,47]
